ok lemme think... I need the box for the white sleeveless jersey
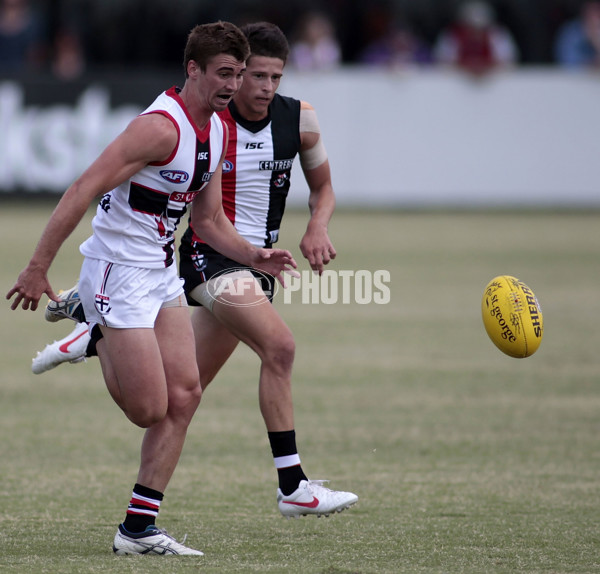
[80,87,226,268]
[187,94,301,248]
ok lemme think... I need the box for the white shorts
[79,258,186,329]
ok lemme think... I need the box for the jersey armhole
[142,110,181,166]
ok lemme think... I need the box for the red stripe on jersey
[219,107,237,227]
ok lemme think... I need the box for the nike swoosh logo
[59,330,88,353]
[283,497,319,508]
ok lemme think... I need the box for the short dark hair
[240,22,289,64]
[184,21,250,76]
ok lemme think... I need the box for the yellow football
[481,275,543,358]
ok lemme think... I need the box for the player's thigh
[191,306,240,387]
[211,284,293,357]
[101,326,167,404]
[154,305,199,392]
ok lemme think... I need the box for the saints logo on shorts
[95,293,111,315]
[191,253,207,273]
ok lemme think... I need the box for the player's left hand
[299,225,337,275]
[250,248,299,287]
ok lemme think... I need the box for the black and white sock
[268,430,308,496]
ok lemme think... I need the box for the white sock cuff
[274,454,301,469]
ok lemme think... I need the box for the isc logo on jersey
[160,170,190,184]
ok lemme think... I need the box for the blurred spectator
[359,14,431,69]
[554,1,600,68]
[51,27,85,80]
[289,11,341,71]
[0,0,45,74]
[433,1,519,76]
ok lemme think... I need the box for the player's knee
[186,380,203,408]
[168,378,203,418]
[264,329,295,373]
[126,403,168,428]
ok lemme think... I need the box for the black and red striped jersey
[188,93,301,248]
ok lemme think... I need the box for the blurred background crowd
[1,0,600,79]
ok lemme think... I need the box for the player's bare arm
[298,101,337,275]
[190,134,297,285]
[6,113,178,311]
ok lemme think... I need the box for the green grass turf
[1,204,599,573]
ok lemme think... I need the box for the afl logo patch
[222,160,234,173]
[160,170,189,184]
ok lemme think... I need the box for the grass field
[1,204,599,573]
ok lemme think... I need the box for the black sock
[122,483,163,533]
[85,324,102,357]
[85,339,97,357]
[268,430,308,496]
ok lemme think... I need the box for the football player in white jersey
[7,22,297,556]
[30,23,358,523]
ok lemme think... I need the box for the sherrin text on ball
[481,275,543,358]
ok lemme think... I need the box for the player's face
[234,56,284,121]
[197,54,246,113]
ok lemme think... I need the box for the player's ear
[187,60,199,78]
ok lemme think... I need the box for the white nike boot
[277,480,358,518]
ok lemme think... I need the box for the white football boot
[277,479,358,518]
[113,524,204,556]
[31,322,90,374]
[45,283,86,323]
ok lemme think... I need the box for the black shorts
[179,238,276,307]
